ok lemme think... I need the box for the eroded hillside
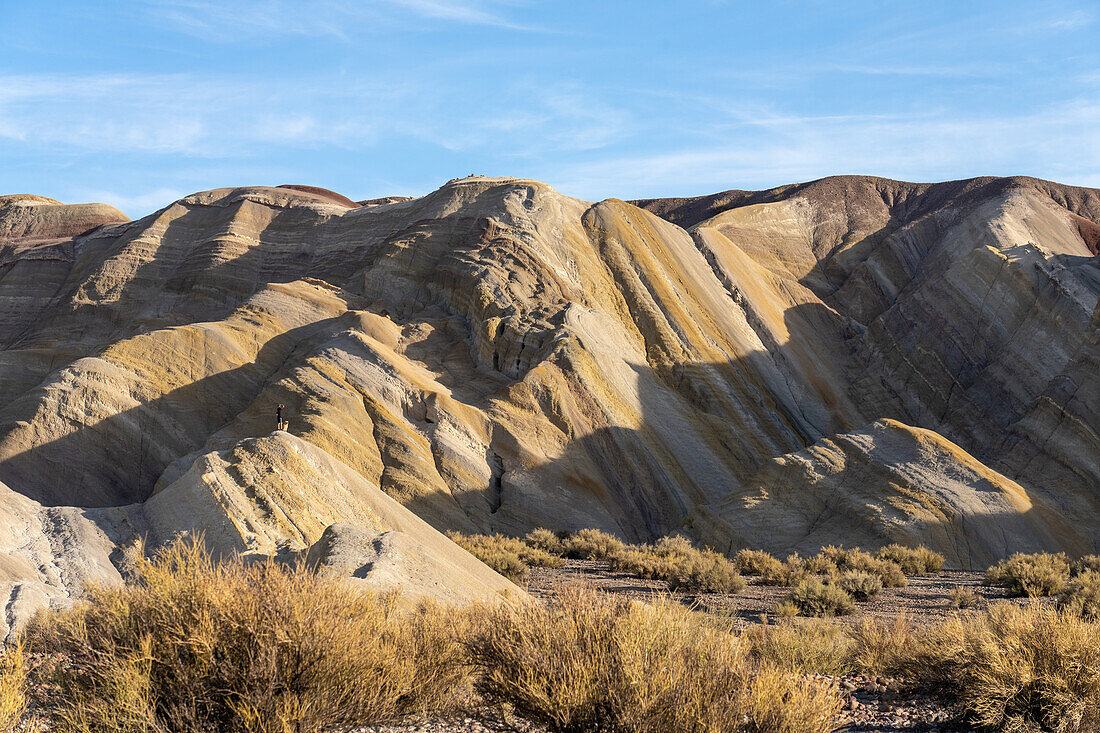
[0,175,1097,633]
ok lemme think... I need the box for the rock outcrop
[305,523,523,606]
[0,175,1096,633]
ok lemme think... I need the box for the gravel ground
[525,560,1036,627]
[356,708,547,733]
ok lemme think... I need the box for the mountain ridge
[0,173,1096,637]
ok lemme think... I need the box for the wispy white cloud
[546,99,1100,199]
[374,0,540,30]
[0,73,391,154]
[77,187,191,218]
[1045,9,1094,30]
[137,0,540,41]
[0,71,627,163]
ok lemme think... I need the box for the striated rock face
[686,419,1088,569]
[0,175,1096,632]
[0,195,128,242]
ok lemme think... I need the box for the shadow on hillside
[0,287,1094,567]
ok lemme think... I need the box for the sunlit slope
[0,173,1095,630]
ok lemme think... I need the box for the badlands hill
[0,175,1097,633]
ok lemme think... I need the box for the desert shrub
[524,528,566,556]
[651,535,695,557]
[1058,571,1100,620]
[837,570,882,601]
[875,544,945,574]
[608,537,744,593]
[899,603,1100,732]
[847,615,914,675]
[666,550,746,594]
[0,643,25,733]
[607,549,673,580]
[561,529,626,560]
[786,578,855,618]
[744,618,852,676]
[24,538,472,733]
[985,553,1071,597]
[760,556,811,587]
[823,548,907,588]
[803,553,837,575]
[949,585,980,609]
[773,600,800,618]
[1073,555,1100,576]
[735,549,783,578]
[447,532,563,580]
[468,585,841,732]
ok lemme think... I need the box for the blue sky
[2,1,1098,217]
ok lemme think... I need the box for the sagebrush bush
[666,550,746,594]
[735,549,783,577]
[773,600,800,618]
[822,547,907,588]
[847,615,914,675]
[899,603,1100,732]
[745,618,852,676]
[837,570,882,601]
[875,544,945,574]
[524,528,565,556]
[1058,571,1100,620]
[605,536,744,593]
[786,578,855,617]
[607,548,674,580]
[1073,555,1100,576]
[760,556,811,587]
[25,539,473,733]
[448,532,563,580]
[468,585,841,732]
[0,643,26,733]
[949,585,980,609]
[652,535,695,557]
[985,553,1071,597]
[803,553,837,575]
[561,528,626,560]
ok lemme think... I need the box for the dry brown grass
[1073,555,1100,575]
[24,538,473,733]
[753,602,1100,731]
[524,528,565,556]
[607,537,745,594]
[0,643,26,733]
[820,548,907,588]
[847,615,914,674]
[875,544,945,574]
[467,585,841,732]
[899,603,1100,732]
[1058,571,1100,620]
[836,570,882,601]
[447,532,563,580]
[735,549,783,578]
[802,554,837,575]
[760,556,812,587]
[949,584,979,609]
[785,578,855,618]
[560,528,626,561]
[744,618,853,676]
[984,552,1072,597]
[12,536,1100,733]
